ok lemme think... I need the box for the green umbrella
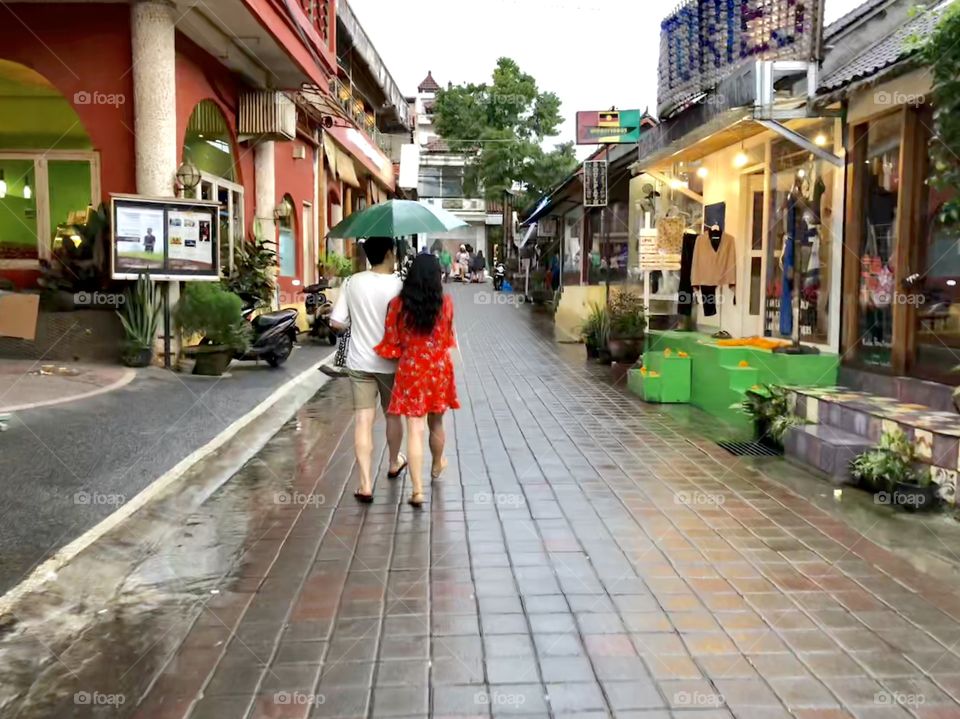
[327,200,468,239]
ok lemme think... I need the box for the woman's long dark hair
[400,253,444,334]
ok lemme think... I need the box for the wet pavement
[0,344,329,595]
[5,285,960,718]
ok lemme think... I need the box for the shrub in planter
[851,428,937,512]
[581,302,611,360]
[319,252,354,282]
[175,282,251,376]
[737,384,802,449]
[117,273,161,368]
[607,290,646,362]
[223,231,277,308]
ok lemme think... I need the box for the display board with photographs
[111,195,220,280]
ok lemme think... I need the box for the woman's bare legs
[428,412,447,477]
[406,415,426,500]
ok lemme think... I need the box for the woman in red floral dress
[375,253,459,507]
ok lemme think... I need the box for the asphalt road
[0,344,331,596]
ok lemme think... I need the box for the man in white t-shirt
[330,237,405,500]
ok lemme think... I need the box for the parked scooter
[304,281,337,345]
[235,294,299,367]
[493,262,506,291]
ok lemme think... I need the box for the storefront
[634,115,846,353]
[835,68,955,385]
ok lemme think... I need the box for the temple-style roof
[418,71,441,93]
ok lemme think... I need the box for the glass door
[189,173,243,278]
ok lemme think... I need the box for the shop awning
[336,148,361,188]
[322,133,338,177]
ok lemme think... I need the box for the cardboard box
[0,293,40,340]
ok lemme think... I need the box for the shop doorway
[741,171,767,337]
[0,60,97,276]
[182,100,243,276]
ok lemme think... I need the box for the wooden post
[841,123,868,359]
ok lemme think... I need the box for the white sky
[350,0,866,156]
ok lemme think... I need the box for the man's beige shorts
[348,370,395,412]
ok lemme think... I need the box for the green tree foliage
[919,3,960,226]
[433,58,578,205]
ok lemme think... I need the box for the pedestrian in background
[375,253,459,508]
[439,245,453,283]
[329,236,407,503]
[471,250,486,283]
[456,244,469,281]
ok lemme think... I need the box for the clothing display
[375,295,460,417]
[700,285,719,317]
[677,230,699,318]
[656,216,684,254]
[691,230,737,287]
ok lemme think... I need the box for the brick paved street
[10,285,960,719]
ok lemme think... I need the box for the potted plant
[223,232,277,308]
[581,302,607,359]
[175,282,251,376]
[595,307,613,365]
[116,273,161,367]
[607,290,646,363]
[319,252,354,286]
[851,428,937,512]
[738,384,802,450]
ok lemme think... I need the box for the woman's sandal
[354,491,374,504]
[387,453,408,479]
[431,457,448,480]
[408,492,425,509]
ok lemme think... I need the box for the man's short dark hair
[362,236,395,266]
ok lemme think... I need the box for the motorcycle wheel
[267,334,294,367]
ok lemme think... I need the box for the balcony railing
[299,0,333,45]
[329,75,392,155]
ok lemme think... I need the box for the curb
[0,352,333,614]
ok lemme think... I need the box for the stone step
[784,423,875,484]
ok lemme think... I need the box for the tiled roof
[820,2,947,91]
[424,137,449,152]
[418,71,441,93]
[824,0,890,42]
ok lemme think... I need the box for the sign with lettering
[583,161,608,208]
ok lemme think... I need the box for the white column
[255,140,277,242]
[255,140,277,306]
[131,0,177,197]
[131,0,178,365]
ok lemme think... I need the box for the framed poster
[111,194,220,281]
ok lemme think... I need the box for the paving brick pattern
[135,287,960,719]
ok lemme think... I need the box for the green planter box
[636,352,692,404]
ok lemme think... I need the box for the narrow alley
[2,286,960,719]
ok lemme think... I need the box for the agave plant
[117,273,161,351]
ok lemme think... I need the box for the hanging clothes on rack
[677,229,699,318]
[691,228,736,317]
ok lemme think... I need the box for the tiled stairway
[783,383,960,503]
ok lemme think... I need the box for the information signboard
[111,195,220,281]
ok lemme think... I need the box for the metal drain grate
[717,440,782,457]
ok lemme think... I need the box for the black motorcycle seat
[304,282,329,293]
[253,308,297,330]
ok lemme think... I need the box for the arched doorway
[277,194,297,278]
[181,100,242,276]
[0,59,98,271]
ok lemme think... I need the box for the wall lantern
[176,160,201,191]
[274,199,293,221]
